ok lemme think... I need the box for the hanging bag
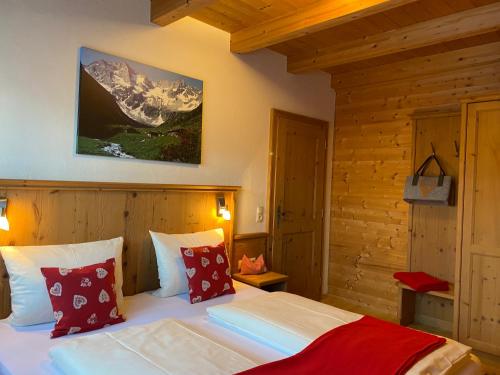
[403,153,451,206]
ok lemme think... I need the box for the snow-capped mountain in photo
[83,60,202,127]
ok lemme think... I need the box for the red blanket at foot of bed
[236,316,446,375]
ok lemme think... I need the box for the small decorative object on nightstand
[232,271,288,292]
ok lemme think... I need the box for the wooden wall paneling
[329,41,500,321]
[415,294,454,332]
[232,233,268,274]
[0,180,238,318]
[122,191,156,296]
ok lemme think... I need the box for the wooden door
[458,100,500,355]
[269,109,328,300]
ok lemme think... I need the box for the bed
[0,181,484,375]
[0,281,482,375]
[0,281,285,375]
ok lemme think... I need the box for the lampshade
[216,195,231,221]
[0,216,9,231]
[0,198,8,231]
[221,208,231,221]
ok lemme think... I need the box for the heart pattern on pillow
[98,289,110,303]
[59,268,72,276]
[50,282,62,297]
[54,311,64,323]
[202,280,211,291]
[192,296,202,303]
[186,268,196,278]
[216,254,225,265]
[87,313,97,325]
[80,277,92,288]
[109,306,118,319]
[68,327,81,335]
[96,268,108,279]
[73,295,88,310]
[180,243,235,304]
[41,258,124,338]
[201,257,210,268]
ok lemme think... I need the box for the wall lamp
[216,195,231,221]
[0,198,9,231]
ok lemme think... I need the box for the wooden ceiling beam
[230,0,418,54]
[331,41,500,91]
[151,0,216,26]
[288,2,500,73]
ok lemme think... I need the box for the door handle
[277,205,287,227]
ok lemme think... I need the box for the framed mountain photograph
[77,47,203,164]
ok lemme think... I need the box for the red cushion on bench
[394,271,449,292]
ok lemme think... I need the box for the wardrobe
[456,96,500,355]
[402,95,500,356]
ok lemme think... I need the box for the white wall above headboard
[0,0,335,235]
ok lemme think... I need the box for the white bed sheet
[207,292,481,375]
[0,281,285,375]
[49,319,258,375]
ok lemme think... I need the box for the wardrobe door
[459,100,500,355]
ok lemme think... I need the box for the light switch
[256,206,264,223]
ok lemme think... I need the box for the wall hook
[430,142,436,156]
[454,140,459,158]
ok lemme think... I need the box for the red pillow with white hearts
[40,258,125,338]
[180,242,235,304]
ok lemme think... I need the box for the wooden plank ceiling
[152,0,500,75]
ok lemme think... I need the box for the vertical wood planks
[0,180,238,318]
[329,42,500,320]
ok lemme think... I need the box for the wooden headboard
[0,179,239,318]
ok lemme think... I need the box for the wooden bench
[397,282,455,326]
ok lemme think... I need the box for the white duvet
[49,319,258,375]
[207,292,475,375]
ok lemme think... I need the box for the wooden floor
[321,296,500,375]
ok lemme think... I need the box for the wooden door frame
[267,108,329,287]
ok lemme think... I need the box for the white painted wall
[0,0,335,239]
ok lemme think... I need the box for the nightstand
[232,271,288,292]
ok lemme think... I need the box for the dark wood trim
[151,0,217,26]
[233,232,268,241]
[0,179,240,193]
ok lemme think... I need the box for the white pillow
[0,237,124,326]
[150,228,225,297]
